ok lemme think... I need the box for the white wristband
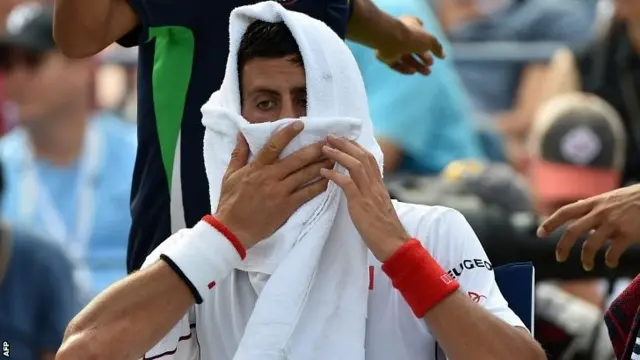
[161,220,243,304]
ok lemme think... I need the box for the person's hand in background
[375,16,445,75]
[537,184,640,271]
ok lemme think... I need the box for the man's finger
[276,141,325,178]
[254,121,304,165]
[320,168,360,198]
[580,224,613,271]
[348,139,382,180]
[385,59,415,74]
[605,237,633,268]
[282,159,334,192]
[555,211,600,262]
[537,199,594,237]
[226,133,250,175]
[290,178,329,208]
[399,54,430,75]
[322,145,368,186]
[417,51,434,67]
[417,33,444,59]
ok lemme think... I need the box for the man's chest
[194,268,440,360]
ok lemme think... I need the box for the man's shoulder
[393,201,468,240]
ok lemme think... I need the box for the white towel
[200,2,383,359]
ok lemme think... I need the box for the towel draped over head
[200,2,383,359]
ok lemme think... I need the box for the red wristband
[382,239,459,318]
[202,215,246,260]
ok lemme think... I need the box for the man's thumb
[227,133,249,173]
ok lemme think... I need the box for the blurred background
[1,0,638,359]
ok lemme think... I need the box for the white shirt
[142,204,526,360]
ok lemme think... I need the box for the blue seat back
[494,262,535,333]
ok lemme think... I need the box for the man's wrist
[214,212,254,250]
[371,235,408,262]
[160,217,246,304]
[346,0,403,50]
[382,239,460,318]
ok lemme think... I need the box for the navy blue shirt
[118,0,352,272]
[0,226,80,359]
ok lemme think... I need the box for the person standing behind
[0,3,136,298]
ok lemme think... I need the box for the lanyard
[19,126,102,262]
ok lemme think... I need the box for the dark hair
[237,20,303,71]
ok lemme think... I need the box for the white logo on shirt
[560,126,602,165]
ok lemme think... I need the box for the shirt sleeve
[140,239,200,360]
[419,208,527,329]
[35,241,82,352]
[117,0,201,47]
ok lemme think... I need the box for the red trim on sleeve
[202,215,246,260]
[368,266,374,290]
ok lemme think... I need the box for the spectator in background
[436,0,593,114]
[506,0,640,180]
[434,0,593,166]
[0,2,136,297]
[528,92,624,359]
[348,0,484,174]
[0,163,81,360]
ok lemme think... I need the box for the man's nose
[279,98,297,119]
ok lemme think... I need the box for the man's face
[240,56,307,123]
[2,48,90,124]
[616,0,640,21]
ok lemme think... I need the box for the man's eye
[297,98,307,108]
[257,100,275,110]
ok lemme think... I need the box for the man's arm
[55,221,241,360]
[56,260,195,360]
[319,137,542,359]
[425,292,541,360]
[53,0,138,58]
[419,210,545,360]
[346,0,404,51]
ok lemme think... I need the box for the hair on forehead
[237,20,303,71]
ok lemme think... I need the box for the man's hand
[537,184,640,270]
[320,135,409,261]
[375,16,445,75]
[215,121,333,249]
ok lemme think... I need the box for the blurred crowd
[0,0,638,359]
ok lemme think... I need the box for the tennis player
[57,7,544,360]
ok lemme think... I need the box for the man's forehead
[241,57,306,90]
